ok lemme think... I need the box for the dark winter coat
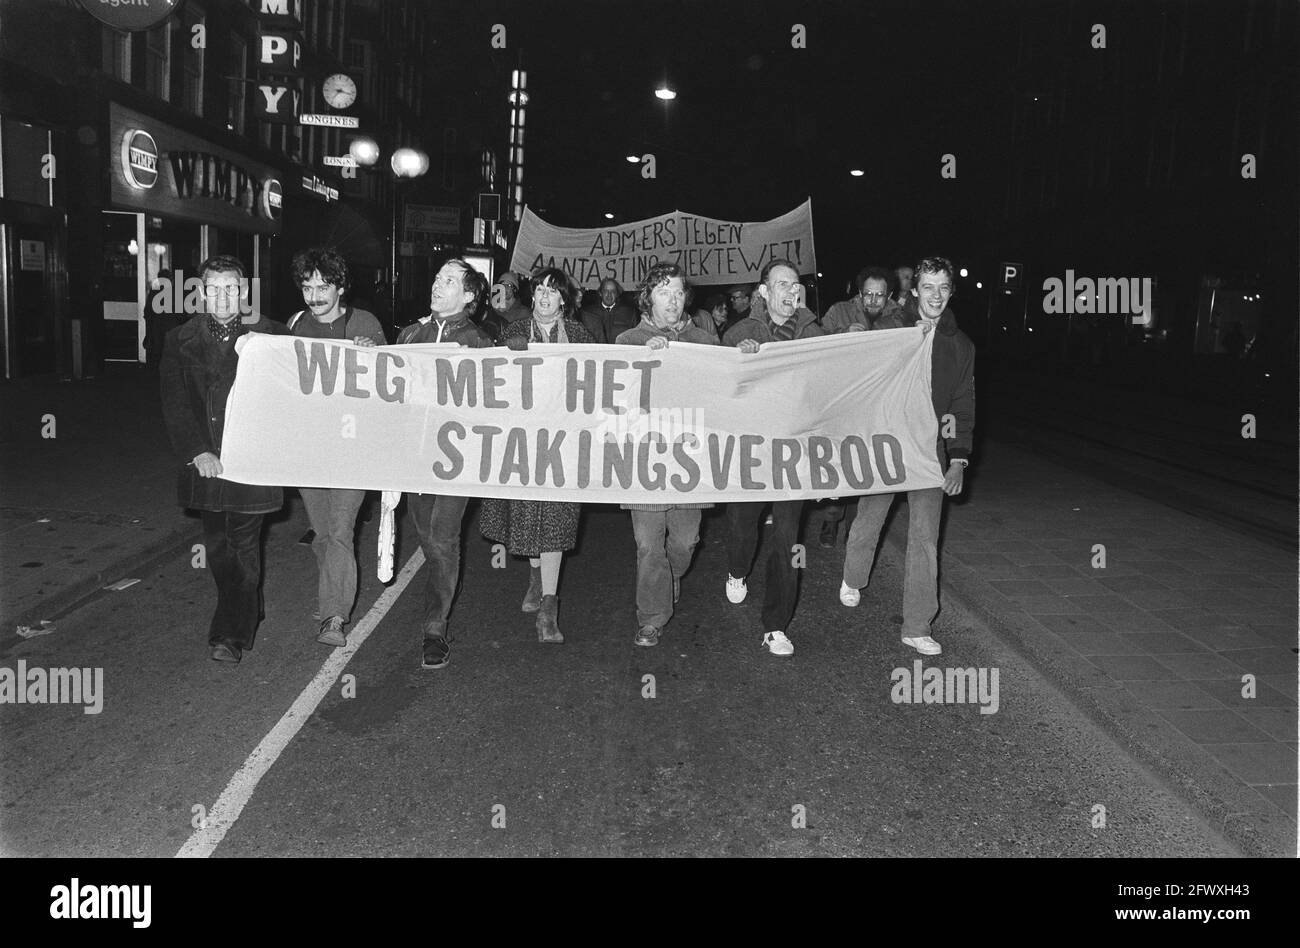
[160,314,289,513]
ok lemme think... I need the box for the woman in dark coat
[479,268,594,644]
[159,254,288,664]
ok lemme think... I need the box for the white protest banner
[509,200,816,289]
[220,328,942,504]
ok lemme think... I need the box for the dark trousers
[407,493,470,638]
[725,500,805,633]
[820,497,859,528]
[200,510,265,650]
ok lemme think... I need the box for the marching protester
[725,283,755,331]
[396,258,495,669]
[481,268,596,643]
[580,277,638,343]
[286,248,387,648]
[721,259,824,656]
[615,263,719,647]
[817,265,910,547]
[840,256,975,655]
[491,271,532,324]
[159,254,289,664]
[893,263,918,316]
[691,291,731,341]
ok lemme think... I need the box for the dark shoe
[317,616,346,647]
[522,566,543,613]
[819,521,837,548]
[634,624,661,647]
[421,635,451,669]
[210,642,241,664]
[537,595,564,644]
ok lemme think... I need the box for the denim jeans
[407,493,470,637]
[200,510,265,650]
[725,500,805,633]
[300,487,366,621]
[842,488,944,638]
[630,508,702,629]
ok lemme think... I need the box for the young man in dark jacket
[840,256,975,656]
[721,259,824,657]
[396,259,494,670]
[160,254,288,664]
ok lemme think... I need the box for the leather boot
[522,566,543,613]
[536,594,563,643]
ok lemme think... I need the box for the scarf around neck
[531,316,569,344]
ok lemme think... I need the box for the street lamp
[349,136,380,166]
[389,147,429,325]
[654,85,676,100]
[849,169,864,177]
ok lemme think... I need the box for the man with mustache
[287,248,387,648]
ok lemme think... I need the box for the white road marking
[176,549,425,858]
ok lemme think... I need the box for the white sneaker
[763,630,794,656]
[725,574,748,603]
[839,581,860,607]
[901,635,942,655]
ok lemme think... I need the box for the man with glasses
[817,266,911,546]
[286,248,387,649]
[724,283,755,334]
[721,259,823,657]
[160,254,288,664]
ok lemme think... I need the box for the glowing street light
[604,212,614,220]
[349,136,380,166]
[959,267,968,277]
[849,169,864,177]
[391,147,429,178]
[626,154,640,163]
[655,85,676,101]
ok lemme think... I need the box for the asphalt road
[0,497,1238,857]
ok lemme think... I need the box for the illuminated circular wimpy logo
[120,128,159,190]
[261,178,283,220]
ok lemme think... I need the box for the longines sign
[109,103,282,235]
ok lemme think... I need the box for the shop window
[227,34,248,134]
[1,118,54,207]
[101,27,131,82]
[144,22,170,101]
[179,5,205,117]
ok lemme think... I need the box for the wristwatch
[951,458,969,468]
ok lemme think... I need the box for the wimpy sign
[510,200,817,288]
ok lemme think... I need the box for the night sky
[440,0,1295,299]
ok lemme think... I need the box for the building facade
[0,0,501,379]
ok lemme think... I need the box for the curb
[3,522,202,641]
[882,529,1292,858]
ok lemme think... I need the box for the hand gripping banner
[220,328,943,505]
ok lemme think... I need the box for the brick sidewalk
[881,437,1297,855]
[0,366,197,632]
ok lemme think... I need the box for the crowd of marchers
[160,249,973,668]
